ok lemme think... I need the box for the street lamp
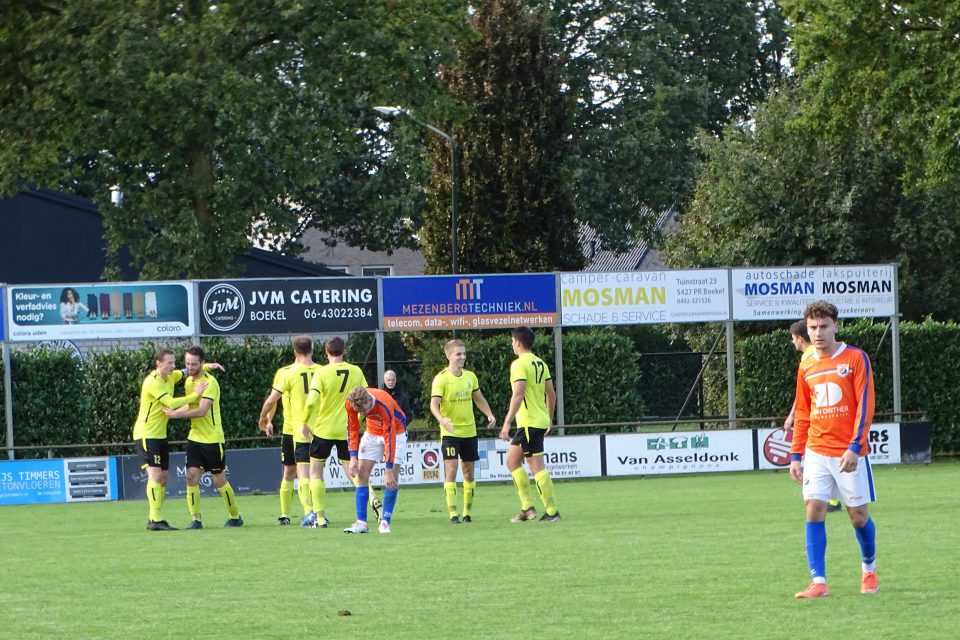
[373,106,459,275]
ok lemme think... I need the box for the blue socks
[383,487,399,524]
[355,485,369,522]
[805,521,827,580]
[855,518,877,565]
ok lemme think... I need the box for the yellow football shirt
[276,362,322,444]
[132,370,195,440]
[510,352,552,429]
[431,368,480,438]
[271,364,296,436]
[304,363,368,439]
[185,372,223,444]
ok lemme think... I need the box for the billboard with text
[757,423,902,469]
[731,264,896,320]
[382,274,557,331]
[560,270,729,326]
[605,430,754,476]
[198,278,378,335]
[6,282,194,341]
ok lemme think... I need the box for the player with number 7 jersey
[300,337,368,527]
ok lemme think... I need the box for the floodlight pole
[373,106,458,275]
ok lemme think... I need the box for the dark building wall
[0,189,342,283]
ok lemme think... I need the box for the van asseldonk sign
[198,278,379,335]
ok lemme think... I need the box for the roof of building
[578,207,676,272]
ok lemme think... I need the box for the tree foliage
[374,1,789,273]
[417,0,584,274]
[0,0,463,278]
[554,0,790,253]
[662,83,960,321]
[781,0,960,191]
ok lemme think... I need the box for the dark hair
[325,336,345,357]
[154,348,175,364]
[292,335,313,356]
[803,300,839,322]
[59,287,79,304]
[789,320,810,341]
[185,345,205,361]
[511,327,535,350]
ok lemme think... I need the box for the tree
[420,0,584,274]
[662,82,960,321]
[781,0,960,191]
[553,0,790,253]
[0,0,463,278]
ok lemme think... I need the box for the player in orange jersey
[790,301,878,599]
[784,319,842,512]
[343,387,407,534]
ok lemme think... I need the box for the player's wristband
[790,453,802,462]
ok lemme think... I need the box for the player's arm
[783,399,797,430]
[258,389,282,436]
[789,368,811,483]
[429,375,453,432]
[500,378,526,441]
[544,379,557,434]
[165,397,213,419]
[471,390,496,429]
[431,396,455,433]
[346,401,362,478]
[383,406,400,490]
[841,353,876,472]
[155,377,206,410]
[301,372,322,440]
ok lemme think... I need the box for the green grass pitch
[1,462,958,639]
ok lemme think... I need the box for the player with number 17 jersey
[510,352,552,429]
[277,363,322,443]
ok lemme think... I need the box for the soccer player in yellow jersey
[300,337,368,528]
[784,320,842,513]
[133,348,208,531]
[164,346,242,528]
[431,339,495,524]
[259,336,321,525]
[499,327,560,522]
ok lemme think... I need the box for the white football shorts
[801,447,876,507]
[358,431,407,468]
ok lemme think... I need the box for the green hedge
[6,319,959,456]
[414,328,644,433]
[10,346,90,457]
[10,339,297,457]
[730,318,960,454]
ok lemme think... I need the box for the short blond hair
[444,339,465,354]
[347,387,373,412]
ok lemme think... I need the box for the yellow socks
[279,479,294,518]
[463,481,476,517]
[534,469,558,516]
[147,480,163,521]
[187,484,201,521]
[297,479,312,515]
[511,467,534,510]
[310,478,326,517]
[444,482,458,518]
[220,482,240,518]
